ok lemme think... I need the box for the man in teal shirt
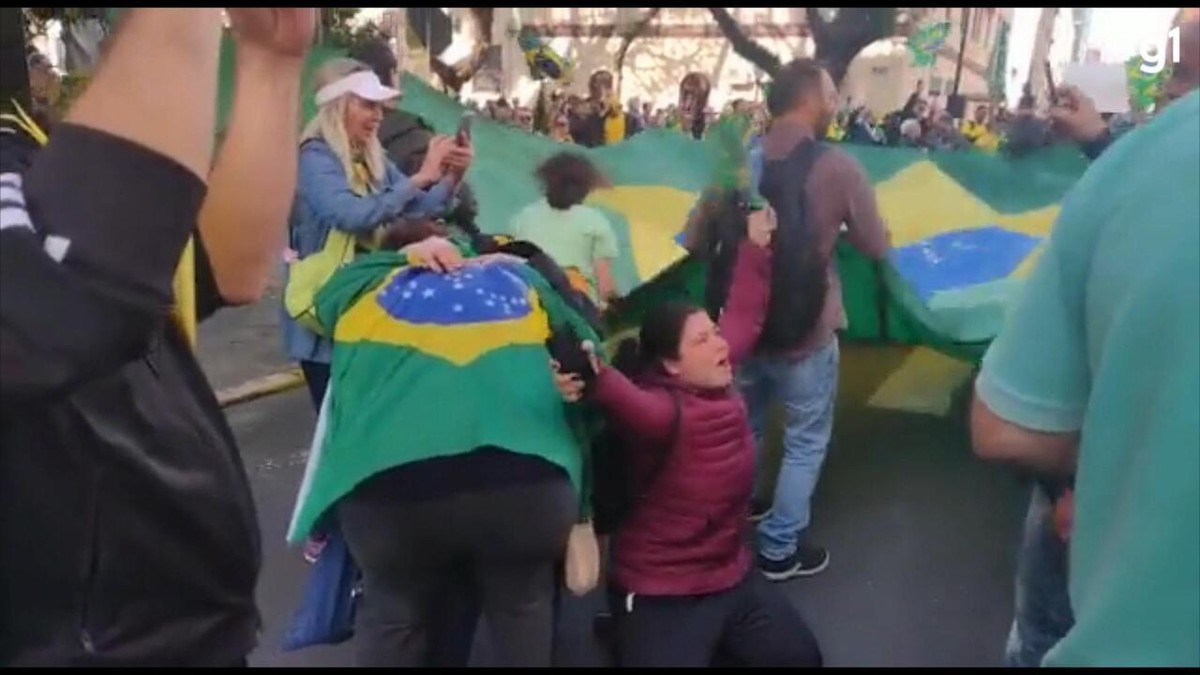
[971,90,1200,666]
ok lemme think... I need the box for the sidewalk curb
[218,368,306,408]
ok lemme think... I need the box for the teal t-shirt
[977,91,1200,667]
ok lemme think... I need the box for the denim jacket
[281,138,455,364]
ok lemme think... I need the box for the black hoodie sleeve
[0,124,206,401]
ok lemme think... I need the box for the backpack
[756,139,830,353]
[588,340,684,537]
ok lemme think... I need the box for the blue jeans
[739,339,840,561]
[1004,485,1074,667]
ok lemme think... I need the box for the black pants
[299,359,331,410]
[612,570,823,667]
[299,360,333,536]
[338,479,576,667]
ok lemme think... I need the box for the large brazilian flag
[216,38,1088,363]
[390,74,1088,361]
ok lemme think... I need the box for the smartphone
[456,113,474,146]
[1044,61,1059,105]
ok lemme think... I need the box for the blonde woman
[283,58,469,564]
[283,57,469,409]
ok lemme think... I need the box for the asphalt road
[218,341,1028,668]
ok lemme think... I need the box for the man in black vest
[742,59,890,581]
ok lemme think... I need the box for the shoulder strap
[1,99,48,146]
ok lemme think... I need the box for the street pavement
[212,329,1029,667]
[197,273,294,394]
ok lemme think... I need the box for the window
[971,9,982,42]
[944,8,952,21]
[930,76,945,96]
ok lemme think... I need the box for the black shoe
[758,545,830,581]
[748,498,772,523]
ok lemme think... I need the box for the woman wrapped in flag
[286,221,604,667]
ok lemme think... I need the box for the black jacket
[0,125,260,666]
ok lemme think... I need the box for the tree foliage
[22,8,105,40]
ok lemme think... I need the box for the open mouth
[716,356,730,369]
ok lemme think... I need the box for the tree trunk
[805,8,898,88]
[708,7,901,88]
[614,8,663,97]
[708,8,781,77]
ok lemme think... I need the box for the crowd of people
[466,70,1142,159]
[1,6,1197,670]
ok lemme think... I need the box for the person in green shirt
[971,90,1200,667]
[509,151,620,308]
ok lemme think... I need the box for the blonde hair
[301,57,388,189]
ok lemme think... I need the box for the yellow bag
[283,229,356,334]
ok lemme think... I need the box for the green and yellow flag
[287,250,601,542]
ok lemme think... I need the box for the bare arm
[593,257,617,301]
[199,42,305,305]
[971,395,1079,476]
[66,9,224,179]
[1,10,225,399]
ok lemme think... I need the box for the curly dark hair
[535,151,608,210]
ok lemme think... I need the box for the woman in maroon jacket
[554,198,823,667]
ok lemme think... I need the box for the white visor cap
[314,70,401,107]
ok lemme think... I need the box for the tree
[614,8,663,97]
[707,8,918,88]
[22,8,109,74]
[319,8,364,48]
[22,8,102,40]
[407,8,496,93]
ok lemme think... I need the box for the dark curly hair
[535,151,608,210]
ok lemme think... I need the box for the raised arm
[197,9,313,306]
[1,9,227,401]
[719,240,772,367]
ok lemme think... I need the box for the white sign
[1062,62,1131,114]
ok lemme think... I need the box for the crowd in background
[469,76,1144,159]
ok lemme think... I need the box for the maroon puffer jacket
[591,242,770,596]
